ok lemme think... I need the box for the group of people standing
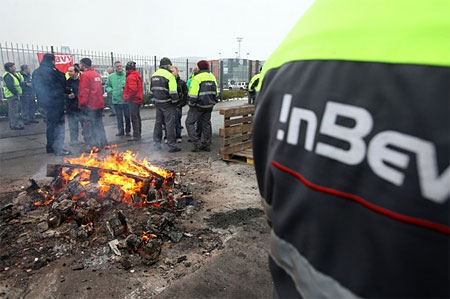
[2,63,39,130]
[2,55,218,155]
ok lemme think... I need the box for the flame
[142,231,157,244]
[33,147,173,207]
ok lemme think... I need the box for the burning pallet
[21,149,196,267]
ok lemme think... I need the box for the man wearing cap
[78,57,107,149]
[185,60,218,152]
[149,57,181,153]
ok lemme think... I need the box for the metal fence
[0,42,263,99]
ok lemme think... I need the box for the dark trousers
[21,93,37,121]
[67,111,82,143]
[129,102,141,137]
[44,105,65,153]
[84,108,107,148]
[154,103,176,149]
[175,106,182,138]
[185,106,212,147]
[114,104,131,134]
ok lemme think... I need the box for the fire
[34,147,174,206]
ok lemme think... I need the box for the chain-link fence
[0,42,263,100]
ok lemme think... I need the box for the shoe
[55,149,71,156]
[176,138,182,143]
[128,136,141,142]
[23,121,31,125]
[199,145,211,152]
[125,132,131,137]
[116,132,125,136]
[187,139,192,143]
[109,113,116,117]
[29,120,39,124]
[191,146,201,152]
[164,139,168,144]
[46,148,54,154]
[10,126,24,130]
[168,147,181,153]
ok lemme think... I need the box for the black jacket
[177,77,188,107]
[65,77,80,113]
[32,61,66,108]
[20,72,34,95]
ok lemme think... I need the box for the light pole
[236,37,243,58]
[219,52,221,60]
[235,51,238,59]
[246,52,250,60]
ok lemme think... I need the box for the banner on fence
[37,53,74,73]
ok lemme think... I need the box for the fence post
[219,60,224,95]
[186,59,189,81]
[248,59,252,83]
[110,52,114,66]
[51,46,54,54]
[255,60,260,74]
[154,56,157,72]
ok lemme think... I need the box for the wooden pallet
[219,105,254,165]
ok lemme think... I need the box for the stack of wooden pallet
[219,105,255,165]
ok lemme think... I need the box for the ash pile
[0,150,200,274]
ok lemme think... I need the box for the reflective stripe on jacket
[253,0,449,298]
[187,70,218,109]
[150,68,178,104]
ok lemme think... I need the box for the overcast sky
[2,0,314,60]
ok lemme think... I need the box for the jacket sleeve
[105,76,113,93]
[187,77,199,106]
[125,74,138,100]
[168,75,179,102]
[78,73,89,108]
[4,74,18,96]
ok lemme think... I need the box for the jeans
[114,103,131,134]
[7,96,20,128]
[175,106,182,138]
[67,111,83,143]
[21,93,37,121]
[84,108,107,148]
[129,102,142,137]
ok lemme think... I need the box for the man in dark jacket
[32,54,69,155]
[185,60,218,152]
[65,65,82,145]
[123,61,143,141]
[169,66,188,143]
[150,57,181,152]
[78,57,107,149]
[19,65,38,125]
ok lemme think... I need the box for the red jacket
[78,68,104,110]
[123,70,143,104]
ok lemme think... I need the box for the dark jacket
[253,0,449,298]
[187,70,218,110]
[177,77,188,107]
[20,72,34,95]
[32,60,66,108]
[123,70,143,105]
[65,76,80,113]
